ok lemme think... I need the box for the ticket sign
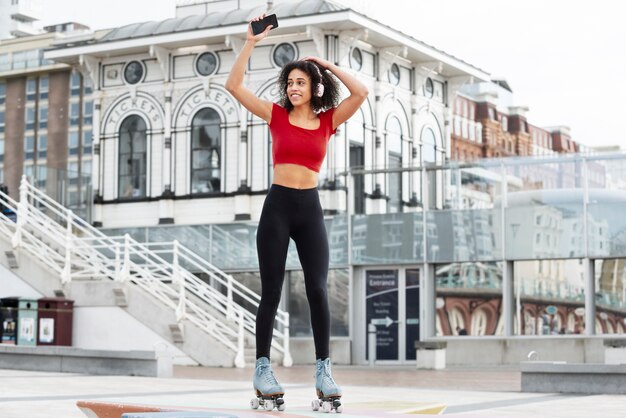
[366,270,398,361]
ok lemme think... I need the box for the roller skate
[311,358,343,413]
[250,357,286,411]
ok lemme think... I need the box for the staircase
[0,176,292,367]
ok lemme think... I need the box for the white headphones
[311,64,325,98]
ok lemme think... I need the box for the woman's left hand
[301,56,332,70]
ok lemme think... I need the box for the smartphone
[251,14,278,35]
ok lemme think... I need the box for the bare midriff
[272,163,318,189]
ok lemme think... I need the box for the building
[0,0,41,39]
[0,23,95,217]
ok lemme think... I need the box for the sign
[19,318,35,342]
[366,270,398,361]
[574,307,585,317]
[39,318,54,343]
[546,305,557,315]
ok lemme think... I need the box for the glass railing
[102,153,626,271]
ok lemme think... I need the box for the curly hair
[276,60,341,113]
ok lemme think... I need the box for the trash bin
[37,297,74,346]
[0,297,19,345]
[17,298,38,346]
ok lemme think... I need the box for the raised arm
[303,56,369,130]
[225,15,274,123]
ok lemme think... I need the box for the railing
[0,176,292,367]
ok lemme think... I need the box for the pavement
[0,364,623,418]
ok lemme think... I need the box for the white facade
[0,0,41,39]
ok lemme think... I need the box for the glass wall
[288,268,349,337]
[102,153,626,338]
[435,261,503,336]
[595,258,626,334]
[513,259,585,335]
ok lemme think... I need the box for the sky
[37,0,626,149]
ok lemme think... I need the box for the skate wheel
[322,401,332,413]
[312,399,321,411]
[336,404,343,413]
[264,399,274,410]
[277,403,286,411]
[250,398,259,409]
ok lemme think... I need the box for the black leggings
[255,184,330,360]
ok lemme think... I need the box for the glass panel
[513,259,585,335]
[505,159,584,259]
[352,213,423,265]
[428,209,499,263]
[435,261,503,336]
[289,268,349,337]
[595,259,626,334]
[586,156,626,258]
[327,215,348,266]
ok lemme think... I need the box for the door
[365,267,420,363]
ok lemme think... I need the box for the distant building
[0,0,41,39]
[0,23,94,217]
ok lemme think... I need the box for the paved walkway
[0,365,622,417]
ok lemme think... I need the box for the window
[195,52,218,76]
[0,82,5,104]
[83,131,93,153]
[386,116,402,213]
[38,134,47,158]
[488,107,496,120]
[123,61,145,85]
[39,76,49,100]
[0,139,4,162]
[25,135,35,159]
[388,63,400,85]
[421,126,437,164]
[26,78,37,100]
[84,100,93,125]
[0,54,8,72]
[25,107,35,130]
[70,102,80,125]
[68,131,79,155]
[424,77,434,98]
[119,116,147,199]
[350,47,363,71]
[273,43,296,67]
[70,73,81,95]
[191,108,221,194]
[501,116,508,132]
[39,106,48,129]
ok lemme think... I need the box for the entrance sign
[366,270,398,361]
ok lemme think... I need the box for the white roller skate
[311,358,343,413]
[250,357,286,411]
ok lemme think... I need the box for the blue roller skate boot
[250,357,285,411]
[312,358,343,413]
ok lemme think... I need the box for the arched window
[421,126,437,164]
[118,115,147,199]
[191,108,221,193]
[386,116,402,213]
[471,309,488,336]
[449,308,465,335]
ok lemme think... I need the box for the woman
[225,14,368,410]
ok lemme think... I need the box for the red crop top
[269,103,336,173]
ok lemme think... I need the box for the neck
[290,105,316,119]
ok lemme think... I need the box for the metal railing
[0,176,292,367]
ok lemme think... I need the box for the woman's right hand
[247,14,273,43]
